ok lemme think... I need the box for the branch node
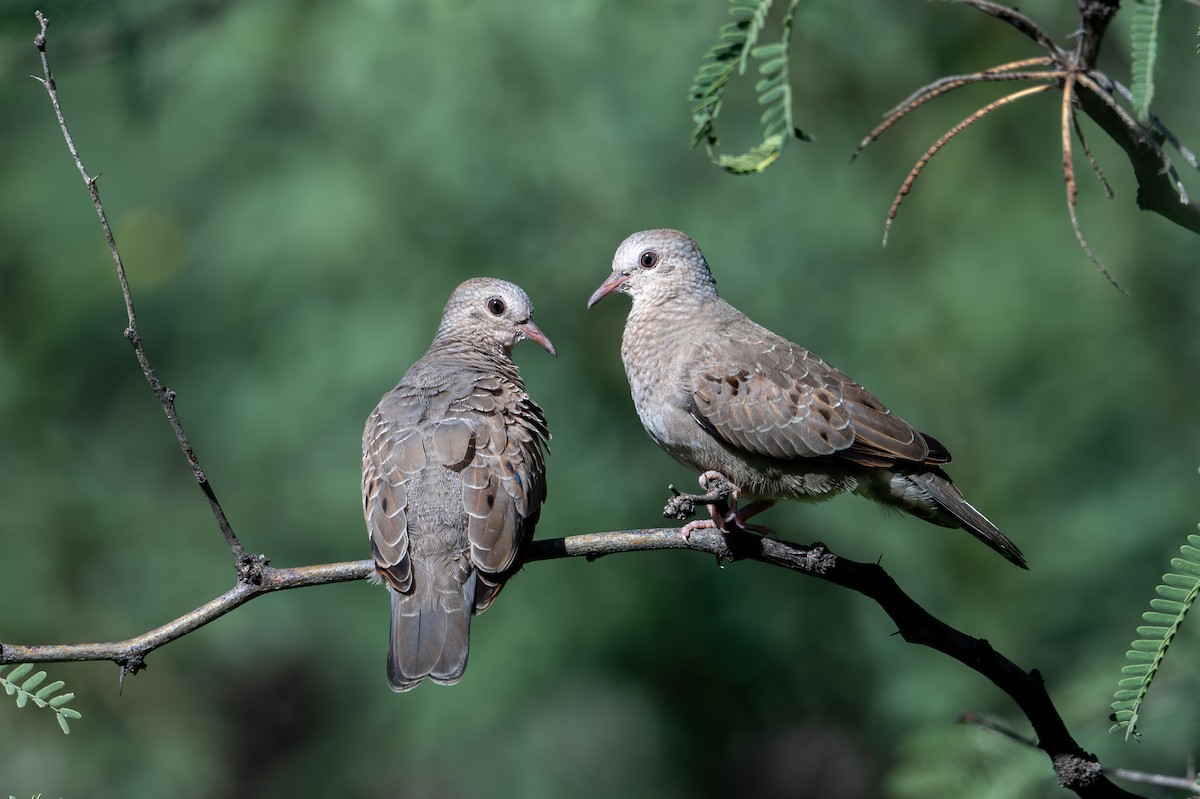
[237,553,270,586]
[802,543,837,574]
[662,476,736,520]
[1053,753,1104,789]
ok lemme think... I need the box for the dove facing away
[363,278,554,691]
[587,229,1025,569]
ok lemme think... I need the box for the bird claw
[663,473,778,541]
[680,518,718,542]
[697,470,738,503]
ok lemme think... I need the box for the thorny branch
[31,11,266,583]
[0,527,1147,799]
[856,0,1200,288]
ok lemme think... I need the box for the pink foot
[680,518,718,542]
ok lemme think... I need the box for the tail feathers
[908,470,1027,569]
[387,571,476,692]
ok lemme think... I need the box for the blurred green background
[1,1,1198,796]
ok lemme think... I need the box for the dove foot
[722,499,776,536]
[665,472,775,539]
[680,517,718,541]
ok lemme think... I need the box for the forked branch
[857,0,1200,286]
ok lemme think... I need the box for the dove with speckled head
[586,229,1025,568]
[363,277,554,691]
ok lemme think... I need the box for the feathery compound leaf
[1129,0,1161,124]
[688,0,811,174]
[687,0,770,149]
[0,664,82,735]
[1109,529,1200,740]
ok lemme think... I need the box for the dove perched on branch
[587,229,1024,569]
[363,278,555,691]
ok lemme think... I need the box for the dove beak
[518,321,557,357]
[586,271,628,309]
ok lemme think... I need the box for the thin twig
[1076,73,1199,226]
[885,57,1054,117]
[1059,73,1125,292]
[960,710,1039,747]
[952,0,1066,59]
[883,84,1052,246]
[31,11,263,581]
[1071,111,1114,199]
[963,712,1200,794]
[1106,768,1200,793]
[1,560,371,671]
[854,68,1060,162]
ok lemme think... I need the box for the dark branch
[1075,75,1200,235]
[0,527,1146,798]
[32,11,264,581]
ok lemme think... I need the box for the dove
[587,229,1025,568]
[363,278,554,691]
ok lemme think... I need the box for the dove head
[587,229,718,311]
[435,277,556,357]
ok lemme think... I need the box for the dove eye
[486,297,506,316]
[639,250,658,269]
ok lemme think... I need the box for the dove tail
[386,572,476,692]
[906,469,1027,569]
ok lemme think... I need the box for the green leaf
[1109,509,1200,740]
[48,692,76,708]
[755,74,783,93]
[688,0,809,174]
[758,57,786,75]
[7,664,33,683]
[750,43,783,59]
[1156,584,1191,603]
[34,680,65,700]
[1129,0,1161,124]
[1,664,82,735]
[758,86,786,107]
[20,671,47,693]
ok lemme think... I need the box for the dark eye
[639,250,658,269]
[486,297,506,315]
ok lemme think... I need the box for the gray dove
[587,229,1025,568]
[363,278,554,691]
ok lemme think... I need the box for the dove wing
[687,328,948,468]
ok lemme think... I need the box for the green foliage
[1110,529,1200,740]
[0,664,81,735]
[1129,0,1161,124]
[687,0,811,174]
[2,1,1199,795]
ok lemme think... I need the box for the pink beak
[586,272,629,309]
[517,321,557,357]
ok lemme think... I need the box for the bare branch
[885,57,1054,115]
[0,527,1146,797]
[883,84,1052,246]
[1071,111,1114,199]
[853,68,1060,163]
[1075,74,1200,234]
[1,561,371,672]
[963,711,1200,795]
[1059,73,1125,292]
[32,11,262,581]
[952,0,1066,59]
